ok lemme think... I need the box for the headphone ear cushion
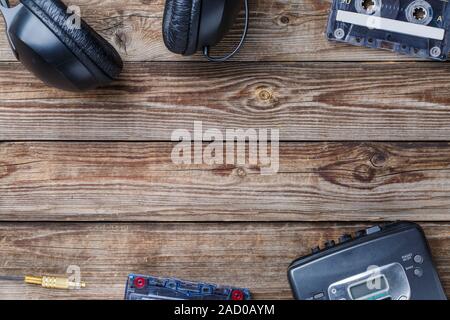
[20,0,123,79]
[163,0,201,56]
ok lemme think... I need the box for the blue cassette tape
[326,0,450,60]
[124,274,252,300]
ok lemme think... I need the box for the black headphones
[0,0,249,91]
[0,0,123,91]
[162,0,249,62]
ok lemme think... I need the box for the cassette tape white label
[326,0,450,60]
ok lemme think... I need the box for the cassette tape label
[327,0,450,60]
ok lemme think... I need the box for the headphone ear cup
[20,0,123,79]
[162,0,201,56]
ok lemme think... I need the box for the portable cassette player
[288,222,447,300]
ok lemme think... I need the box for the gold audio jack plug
[24,275,86,290]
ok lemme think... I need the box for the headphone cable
[0,274,86,289]
[0,275,24,282]
[203,0,249,62]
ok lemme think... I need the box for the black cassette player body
[288,222,446,300]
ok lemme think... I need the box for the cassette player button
[355,230,366,238]
[366,225,381,235]
[339,234,352,243]
[311,246,321,254]
[414,268,424,277]
[414,255,424,264]
[313,292,325,300]
[324,240,336,248]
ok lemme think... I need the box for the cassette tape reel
[326,0,450,60]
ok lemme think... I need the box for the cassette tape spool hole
[356,0,380,15]
[133,277,146,289]
[406,0,434,25]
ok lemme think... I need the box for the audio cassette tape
[326,0,450,60]
[124,274,252,300]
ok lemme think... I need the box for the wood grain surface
[0,0,449,301]
[1,142,450,221]
[0,0,417,62]
[0,222,448,300]
[1,62,450,141]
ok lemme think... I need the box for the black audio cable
[0,275,24,281]
[203,0,249,62]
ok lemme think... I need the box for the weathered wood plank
[1,142,450,221]
[0,0,416,62]
[0,222,448,300]
[1,62,450,141]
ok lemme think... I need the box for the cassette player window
[349,275,389,300]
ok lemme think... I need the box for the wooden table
[0,0,449,299]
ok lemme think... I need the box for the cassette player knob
[324,240,336,248]
[339,234,352,243]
